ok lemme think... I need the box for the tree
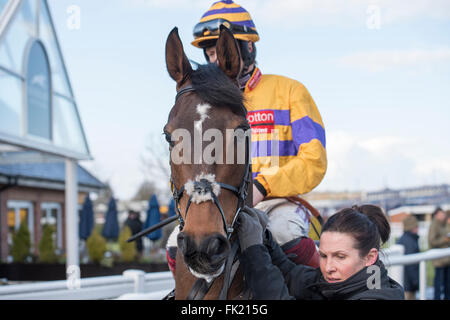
[119,226,137,262]
[39,224,57,263]
[11,221,31,263]
[140,134,170,183]
[132,180,157,201]
[139,133,172,203]
[86,230,107,264]
[93,180,114,207]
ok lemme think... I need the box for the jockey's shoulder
[259,73,308,91]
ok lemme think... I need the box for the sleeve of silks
[255,82,327,197]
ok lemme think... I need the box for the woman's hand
[237,210,266,252]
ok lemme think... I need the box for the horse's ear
[216,25,242,79]
[166,27,193,88]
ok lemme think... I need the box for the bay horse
[164,27,252,299]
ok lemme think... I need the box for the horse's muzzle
[178,232,230,278]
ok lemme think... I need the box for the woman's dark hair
[321,204,390,257]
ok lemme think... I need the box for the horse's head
[164,27,250,281]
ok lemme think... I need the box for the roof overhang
[0,132,93,161]
[0,172,102,193]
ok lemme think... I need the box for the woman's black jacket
[239,230,405,300]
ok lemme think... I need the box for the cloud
[118,0,450,33]
[317,131,449,192]
[379,0,450,23]
[246,0,450,27]
[124,0,205,9]
[414,157,450,179]
[122,0,450,24]
[357,136,410,154]
[337,48,450,72]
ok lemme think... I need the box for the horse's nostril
[204,234,229,259]
[206,237,221,256]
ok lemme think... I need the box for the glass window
[53,95,88,154]
[39,0,71,97]
[41,203,62,250]
[0,0,37,73]
[0,70,22,136]
[7,208,15,255]
[26,40,51,139]
[40,209,57,225]
[0,0,9,16]
[7,202,34,259]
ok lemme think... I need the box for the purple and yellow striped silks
[244,68,328,198]
[200,2,256,29]
[192,1,259,47]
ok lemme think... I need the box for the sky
[46,0,450,201]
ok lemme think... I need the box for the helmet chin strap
[239,40,256,68]
[237,69,253,90]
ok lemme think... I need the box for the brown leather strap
[286,196,321,220]
[265,196,322,221]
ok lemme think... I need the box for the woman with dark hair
[237,204,404,300]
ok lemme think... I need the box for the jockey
[166,0,327,276]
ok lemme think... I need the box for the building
[0,151,104,262]
[303,191,363,220]
[306,185,450,247]
[0,1,100,267]
[306,184,450,217]
[364,185,450,209]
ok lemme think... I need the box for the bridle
[169,84,252,300]
[170,85,251,240]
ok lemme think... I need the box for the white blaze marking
[194,103,211,132]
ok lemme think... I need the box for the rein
[171,84,251,299]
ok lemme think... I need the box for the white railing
[0,247,449,300]
[381,246,450,300]
[0,270,174,300]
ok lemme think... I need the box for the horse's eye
[234,124,250,142]
[163,131,175,148]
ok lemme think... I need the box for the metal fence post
[419,261,427,300]
[65,158,79,280]
[383,244,405,286]
[123,269,145,294]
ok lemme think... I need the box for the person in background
[397,215,420,300]
[125,210,143,257]
[160,211,176,250]
[428,207,450,300]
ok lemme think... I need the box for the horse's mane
[190,63,246,117]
